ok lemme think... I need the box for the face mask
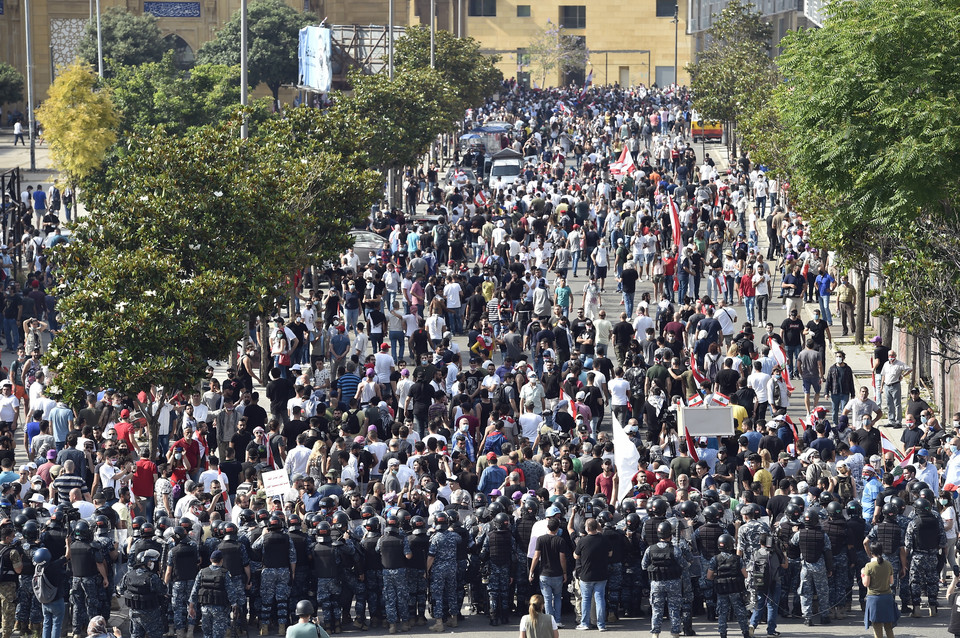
[835,357,843,364]
[952,445,959,454]
[174,452,182,460]
[941,499,950,506]
[884,461,894,470]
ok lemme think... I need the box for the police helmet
[433,511,450,528]
[139,548,161,570]
[32,547,51,566]
[255,509,270,525]
[315,521,332,541]
[620,498,638,515]
[846,500,862,518]
[363,518,381,534]
[596,510,614,527]
[179,517,194,532]
[319,496,336,511]
[493,512,511,530]
[360,505,377,520]
[240,509,256,524]
[173,527,188,543]
[818,491,835,508]
[785,502,803,523]
[141,522,156,538]
[331,511,351,534]
[701,489,720,506]
[881,502,898,520]
[411,516,428,535]
[826,502,843,520]
[717,534,735,552]
[295,600,315,617]
[385,510,401,529]
[889,496,906,515]
[22,521,39,542]
[12,515,27,532]
[21,507,38,521]
[625,513,641,532]
[678,500,699,519]
[288,513,303,531]
[522,499,539,518]
[656,520,673,541]
[914,497,933,513]
[72,519,93,542]
[223,522,239,539]
[397,509,412,530]
[702,505,721,524]
[473,492,488,509]
[788,495,806,509]
[267,514,284,531]
[919,488,936,503]
[803,509,820,527]
[445,509,460,526]
[649,497,669,518]
[94,515,112,533]
[131,516,147,537]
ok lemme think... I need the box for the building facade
[463,0,695,88]
[0,0,461,108]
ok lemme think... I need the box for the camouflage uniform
[736,519,770,600]
[867,522,906,605]
[790,530,831,623]
[189,565,245,638]
[316,578,342,628]
[428,530,461,620]
[16,542,41,628]
[642,541,689,635]
[377,531,412,626]
[708,553,750,636]
[70,577,102,633]
[252,531,297,627]
[118,566,167,638]
[906,513,947,607]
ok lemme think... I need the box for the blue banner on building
[143,2,201,18]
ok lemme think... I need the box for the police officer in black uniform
[66,520,108,638]
[164,526,201,638]
[481,512,517,626]
[693,504,725,622]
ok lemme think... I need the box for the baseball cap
[778,452,790,460]
[388,458,400,467]
[486,452,497,462]
[917,449,930,457]
[380,343,390,350]
[120,409,130,418]
[46,450,57,460]
[210,550,223,562]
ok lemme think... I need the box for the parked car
[348,229,386,268]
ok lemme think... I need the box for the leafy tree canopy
[394,26,502,114]
[77,7,167,74]
[525,22,590,88]
[0,63,24,106]
[196,0,316,101]
[36,62,119,181]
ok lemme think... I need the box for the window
[468,0,496,16]
[516,48,531,66]
[517,4,531,16]
[656,0,677,17]
[559,5,586,29]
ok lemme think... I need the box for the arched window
[164,34,195,71]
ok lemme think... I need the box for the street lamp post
[387,0,395,208]
[672,4,679,87]
[95,0,104,78]
[240,0,248,139]
[24,0,36,171]
[430,0,436,68]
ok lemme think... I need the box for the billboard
[298,25,332,93]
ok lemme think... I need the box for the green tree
[687,0,773,153]
[196,0,316,102]
[776,0,960,353]
[0,63,24,106]
[107,54,269,138]
[333,67,458,169]
[55,115,380,452]
[526,21,590,88]
[36,62,119,182]
[76,7,167,74]
[394,26,502,115]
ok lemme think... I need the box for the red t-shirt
[131,459,158,500]
[654,477,677,495]
[172,437,200,470]
[113,421,136,449]
[595,473,615,501]
[663,256,677,277]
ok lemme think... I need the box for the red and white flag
[687,393,704,407]
[610,146,636,177]
[715,274,727,295]
[784,415,800,442]
[880,431,905,462]
[475,191,489,208]
[668,196,682,248]
[770,340,796,391]
[690,353,708,386]
[684,429,700,463]
[710,392,730,407]
[892,447,917,485]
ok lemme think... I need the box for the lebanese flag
[784,415,800,442]
[610,146,636,176]
[802,259,810,278]
[690,353,708,386]
[715,274,727,295]
[880,431,905,462]
[475,191,489,208]
[684,429,700,463]
[770,341,796,391]
[714,188,720,209]
[870,358,876,390]
[892,447,917,485]
[711,392,730,407]
[687,393,704,407]
[668,195,682,248]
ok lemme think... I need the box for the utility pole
[430,0,436,68]
[387,0,395,209]
[24,0,36,171]
[240,0,249,139]
[95,0,104,78]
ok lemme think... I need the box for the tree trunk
[259,315,271,381]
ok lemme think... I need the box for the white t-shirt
[608,378,630,407]
[518,412,543,442]
[374,352,394,384]
[943,505,957,540]
[443,283,463,309]
[0,395,19,422]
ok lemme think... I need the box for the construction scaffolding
[330,24,407,88]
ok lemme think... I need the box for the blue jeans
[818,293,833,325]
[750,581,781,634]
[623,292,635,318]
[664,275,675,302]
[42,599,65,638]
[273,355,289,378]
[3,317,18,350]
[158,435,170,455]
[389,330,405,361]
[744,296,756,323]
[539,575,564,625]
[678,275,689,302]
[579,579,607,629]
[786,344,802,376]
[571,250,580,276]
[831,393,849,425]
[345,307,359,333]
